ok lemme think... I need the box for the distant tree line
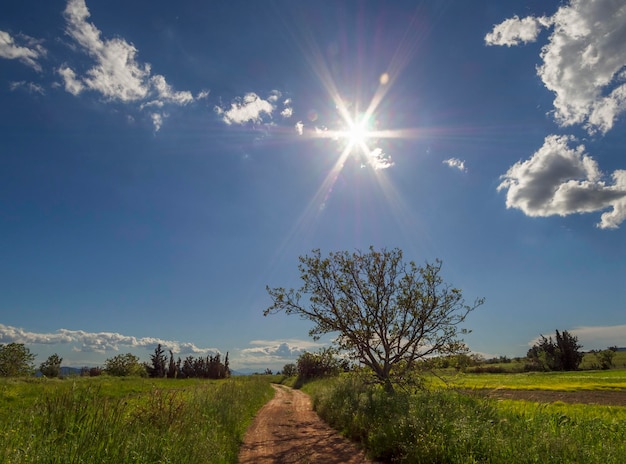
[0,342,230,379]
[144,344,230,379]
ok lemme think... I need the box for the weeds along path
[238,384,371,464]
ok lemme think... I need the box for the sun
[338,114,374,153]
[346,118,370,146]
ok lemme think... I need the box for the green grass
[0,375,274,464]
[303,375,626,463]
[431,369,626,391]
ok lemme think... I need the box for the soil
[467,388,626,407]
[238,384,371,464]
[238,384,625,463]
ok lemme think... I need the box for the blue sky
[1,0,625,371]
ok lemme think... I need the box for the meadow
[0,375,275,464]
[2,369,625,463]
[302,369,626,463]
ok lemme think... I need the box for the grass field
[433,368,626,391]
[0,375,275,464]
[302,371,626,463]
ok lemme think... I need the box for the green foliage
[39,353,63,378]
[146,344,167,378]
[0,376,274,463]
[266,247,483,392]
[0,343,35,377]
[595,349,617,370]
[282,363,297,377]
[180,352,230,379]
[304,375,626,463]
[296,348,344,380]
[527,330,584,371]
[104,353,147,377]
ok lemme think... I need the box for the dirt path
[238,384,371,464]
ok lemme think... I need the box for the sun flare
[346,118,370,146]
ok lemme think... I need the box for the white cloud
[485,15,550,47]
[150,112,166,132]
[487,0,626,134]
[0,30,46,71]
[215,92,275,125]
[0,323,214,355]
[196,89,210,100]
[570,325,626,349]
[237,339,325,367]
[497,135,626,228]
[528,325,626,351]
[63,0,151,101]
[267,90,281,103]
[295,121,304,135]
[60,0,194,129]
[489,0,626,228]
[281,107,293,118]
[9,81,45,95]
[367,147,394,170]
[149,74,194,105]
[57,66,85,95]
[443,157,467,172]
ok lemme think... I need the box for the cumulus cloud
[59,0,194,129]
[485,15,551,47]
[443,157,467,172]
[498,135,626,228]
[488,0,626,228]
[0,323,213,355]
[215,92,275,125]
[295,121,304,135]
[0,30,46,71]
[487,0,626,135]
[237,339,325,367]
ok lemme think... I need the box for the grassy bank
[303,375,626,463]
[0,375,274,464]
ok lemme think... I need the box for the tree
[527,330,583,371]
[594,349,615,370]
[0,343,36,377]
[104,353,146,377]
[146,344,167,378]
[265,247,483,392]
[40,353,63,378]
[296,349,342,380]
[282,363,297,377]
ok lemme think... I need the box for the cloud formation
[0,323,214,355]
[498,135,626,228]
[10,81,45,95]
[443,158,467,172]
[59,0,194,130]
[367,148,394,170]
[237,339,324,367]
[0,30,46,71]
[214,92,275,125]
[528,324,626,351]
[484,15,550,47]
[488,0,626,228]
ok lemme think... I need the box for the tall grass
[0,376,274,463]
[304,376,626,463]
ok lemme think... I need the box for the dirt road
[238,384,371,464]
